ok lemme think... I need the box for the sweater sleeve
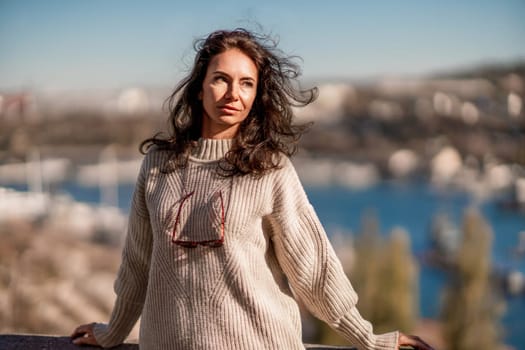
[93,156,153,348]
[267,158,398,350]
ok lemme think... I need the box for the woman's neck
[200,118,240,139]
[201,129,237,139]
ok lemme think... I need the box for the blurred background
[1,1,524,349]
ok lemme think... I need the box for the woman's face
[200,48,258,139]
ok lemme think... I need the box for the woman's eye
[241,81,254,88]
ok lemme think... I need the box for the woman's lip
[219,105,240,111]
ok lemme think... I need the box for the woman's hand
[398,332,435,350]
[71,323,100,347]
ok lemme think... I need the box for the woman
[72,28,433,350]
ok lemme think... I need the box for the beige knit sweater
[92,138,398,350]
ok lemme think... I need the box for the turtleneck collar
[189,138,233,162]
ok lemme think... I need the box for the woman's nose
[226,82,240,100]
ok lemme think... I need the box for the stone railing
[0,334,356,349]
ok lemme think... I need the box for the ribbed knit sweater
[92,138,398,350]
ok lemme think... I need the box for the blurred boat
[497,177,525,213]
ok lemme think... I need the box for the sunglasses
[171,190,225,248]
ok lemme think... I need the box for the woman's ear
[198,90,203,100]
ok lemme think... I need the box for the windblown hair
[141,28,317,176]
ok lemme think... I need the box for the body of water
[10,180,525,348]
[305,182,525,349]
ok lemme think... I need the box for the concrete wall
[0,334,356,349]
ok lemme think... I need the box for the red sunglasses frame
[171,191,225,248]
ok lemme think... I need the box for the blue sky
[1,0,524,91]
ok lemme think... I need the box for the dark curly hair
[140,28,317,176]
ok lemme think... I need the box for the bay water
[18,180,525,348]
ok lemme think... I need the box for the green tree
[441,208,505,350]
[352,210,383,320]
[312,211,419,345]
[374,227,419,333]
[352,212,419,334]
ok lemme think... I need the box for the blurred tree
[374,227,418,333]
[441,208,505,350]
[352,213,418,334]
[352,210,383,321]
[313,211,419,345]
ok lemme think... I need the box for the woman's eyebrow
[240,76,256,82]
[212,70,230,77]
[212,70,256,81]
